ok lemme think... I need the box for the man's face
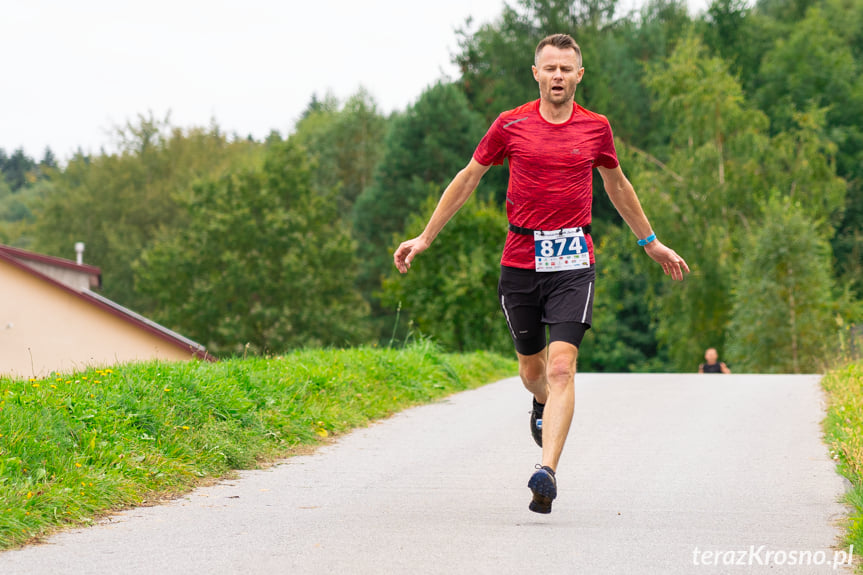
[705,348,718,363]
[532,46,584,106]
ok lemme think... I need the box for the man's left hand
[644,240,690,281]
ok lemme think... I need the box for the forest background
[2,0,861,373]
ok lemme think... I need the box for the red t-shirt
[473,99,619,269]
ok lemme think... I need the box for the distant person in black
[699,348,731,374]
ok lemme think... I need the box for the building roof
[0,243,101,286]
[0,244,213,361]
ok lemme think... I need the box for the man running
[393,33,689,514]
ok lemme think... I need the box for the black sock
[533,397,545,417]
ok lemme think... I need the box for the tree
[755,0,818,25]
[0,148,37,191]
[454,0,690,147]
[833,185,863,293]
[756,105,847,233]
[380,194,512,353]
[0,148,56,249]
[455,3,540,125]
[727,196,837,373]
[752,0,863,292]
[0,179,55,227]
[699,0,780,95]
[756,4,862,144]
[635,33,769,369]
[455,0,628,121]
[293,89,387,215]
[0,176,13,243]
[578,225,666,372]
[700,0,749,59]
[135,139,370,355]
[634,28,850,370]
[33,114,260,312]
[298,92,339,122]
[352,81,487,301]
[39,147,58,171]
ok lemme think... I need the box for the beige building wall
[0,259,196,378]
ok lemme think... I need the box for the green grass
[0,342,515,548]
[822,360,863,569]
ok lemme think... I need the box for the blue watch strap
[637,233,657,247]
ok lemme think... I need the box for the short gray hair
[535,34,582,67]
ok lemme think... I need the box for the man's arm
[698,364,705,374]
[720,362,732,374]
[393,158,491,273]
[597,165,690,281]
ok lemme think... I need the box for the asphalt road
[0,374,851,575]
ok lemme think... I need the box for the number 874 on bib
[533,228,590,271]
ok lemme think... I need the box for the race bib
[534,227,590,272]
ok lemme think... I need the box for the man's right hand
[393,236,430,274]
[391,160,489,274]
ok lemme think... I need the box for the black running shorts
[498,264,595,356]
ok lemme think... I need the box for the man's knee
[546,346,577,389]
[519,354,546,386]
[547,361,575,388]
[518,350,547,386]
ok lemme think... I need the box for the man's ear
[532,65,539,82]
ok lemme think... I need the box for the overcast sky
[1,0,709,161]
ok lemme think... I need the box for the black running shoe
[528,465,557,514]
[530,398,544,447]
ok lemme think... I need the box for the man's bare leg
[517,348,548,404]
[521,340,577,513]
[516,341,577,470]
[541,341,578,471]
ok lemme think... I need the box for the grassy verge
[822,360,863,568]
[0,342,515,548]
